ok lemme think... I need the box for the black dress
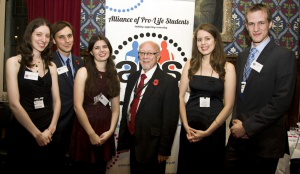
[70,71,115,164]
[7,66,53,170]
[177,75,225,174]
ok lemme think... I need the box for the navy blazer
[51,52,84,142]
[118,65,179,163]
[233,41,297,158]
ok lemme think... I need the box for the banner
[105,0,195,173]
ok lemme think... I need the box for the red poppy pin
[153,79,159,86]
[75,60,80,65]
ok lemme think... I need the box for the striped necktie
[243,48,258,82]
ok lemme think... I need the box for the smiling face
[90,40,110,62]
[138,41,160,73]
[31,25,50,54]
[246,10,272,47]
[53,26,74,57]
[196,29,216,58]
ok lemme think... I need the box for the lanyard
[57,51,73,75]
[57,51,73,67]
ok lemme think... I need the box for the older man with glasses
[117,40,179,174]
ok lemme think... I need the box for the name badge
[24,71,38,81]
[94,93,109,106]
[241,82,246,93]
[250,61,263,73]
[57,66,69,75]
[34,97,44,109]
[199,97,210,107]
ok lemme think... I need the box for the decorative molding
[222,0,233,42]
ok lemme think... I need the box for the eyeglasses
[138,52,158,57]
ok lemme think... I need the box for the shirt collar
[57,50,72,63]
[251,37,270,54]
[141,64,157,81]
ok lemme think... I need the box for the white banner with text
[106,0,194,173]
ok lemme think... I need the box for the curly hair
[188,23,226,81]
[18,18,53,70]
[85,34,120,98]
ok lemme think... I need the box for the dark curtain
[25,0,81,57]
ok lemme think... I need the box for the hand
[189,128,208,142]
[99,131,112,145]
[43,129,53,142]
[184,125,194,142]
[230,119,248,139]
[35,132,50,146]
[158,155,169,164]
[89,132,101,145]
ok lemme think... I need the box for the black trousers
[224,135,279,174]
[129,134,166,174]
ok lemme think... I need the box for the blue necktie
[243,48,258,81]
[66,59,73,83]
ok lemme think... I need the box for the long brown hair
[188,23,226,81]
[18,18,53,70]
[85,34,120,98]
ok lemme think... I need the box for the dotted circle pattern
[113,32,187,62]
[106,134,120,170]
[106,0,144,13]
[108,32,187,170]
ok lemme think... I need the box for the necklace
[32,61,41,73]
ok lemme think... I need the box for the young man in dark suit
[51,21,83,169]
[117,41,179,174]
[224,3,297,174]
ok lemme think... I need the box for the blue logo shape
[106,0,144,13]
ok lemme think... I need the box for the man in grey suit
[50,21,84,169]
[224,3,296,174]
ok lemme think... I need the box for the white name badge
[241,82,246,93]
[200,97,210,107]
[94,93,109,106]
[34,97,44,109]
[99,94,109,106]
[250,61,263,73]
[57,66,69,75]
[24,71,39,81]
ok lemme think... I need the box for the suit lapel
[124,71,140,112]
[239,48,250,83]
[136,67,163,115]
[71,55,80,76]
[53,51,73,88]
[247,41,275,82]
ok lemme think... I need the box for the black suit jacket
[233,41,296,158]
[117,66,179,163]
[51,51,84,143]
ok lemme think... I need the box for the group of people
[5,18,119,173]
[4,3,296,174]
